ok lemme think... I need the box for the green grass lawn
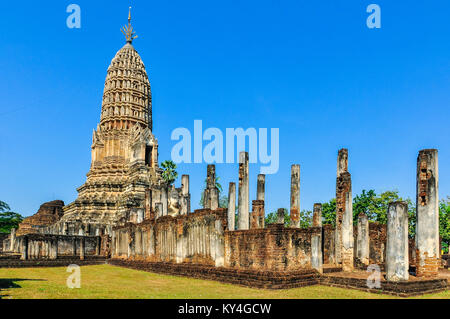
[0,264,448,299]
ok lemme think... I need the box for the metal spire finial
[121,6,138,44]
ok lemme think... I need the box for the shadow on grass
[0,278,46,299]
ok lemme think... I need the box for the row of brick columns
[335,148,440,281]
[386,149,440,280]
[20,236,102,261]
[223,151,323,274]
[226,151,294,231]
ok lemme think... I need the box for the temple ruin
[1,10,448,297]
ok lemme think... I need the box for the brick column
[238,152,249,230]
[416,149,440,278]
[51,238,58,260]
[356,213,370,266]
[257,174,265,201]
[161,187,168,216]
[311,234,323,274]
[80,238,85,260]
[386,201,409,281]
[145,188,151,219]
[156,203,163,219]
[277,208,285,225]
[313,203,322,227]
[227,182,236,231]
[10,228,16,252]
[20,236,28,260]
[251,200,265,229]
[204,165,219,209]
[290,164,300,228]
[181,175,190,215]
[335,148,353,271]
[210,187,219,210]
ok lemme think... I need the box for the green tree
[353,189,378,222]
[219,195,228,209]
[321,198,336,226]
[300,210,313,228]
[161,160,178,186]
[265,208,291,227]
[0,201,23,234]
[439,197,450,254]
[321,190,417,237]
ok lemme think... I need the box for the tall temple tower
[55,8,166,235]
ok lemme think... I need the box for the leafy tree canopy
[161,160,178,186]
[0,200,23,234]
[439,197,450,254]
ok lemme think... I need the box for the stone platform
[109,259,448,296]
[0,255,107,268]
[320,269,449,297]
[108,259,320,289]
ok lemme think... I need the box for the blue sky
[0,1,449,217]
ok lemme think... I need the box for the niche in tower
[145,145,153,166]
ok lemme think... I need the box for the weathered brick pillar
[161,187,168,216]
[238,152,249,230]
[137,209,144,223]
[257,174,265,201]
[386,201,409,281]
[251,200,265,229]
[277,208,285,225]
[290,164,301,228]
[181,175,190,215]
[255,174,266,229]
[51,238,58,260]
[356,213,370,266]
[313,203,322,227]
[227,182,236,231]
[311,234,323,274]
[145,188,151,219]
[156,203,163,219]
[415,149,440,278]
[210,187,219,210]
[204,165,214,208]
[80,238,85,260]
[203,165,219,210]
[10,228,16,252]
[335,148,354,271]
[20,236,28,260]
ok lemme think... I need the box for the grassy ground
[0,264,448,299]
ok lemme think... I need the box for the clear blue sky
[0,1,449,217]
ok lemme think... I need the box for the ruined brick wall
[0,234,8,252]
[14,234,103,259]
[16,200,64,236]
[368,222,386,265]
[352,222,386,266]
[112,208,227,266]
[224,224,321,271]
[322,224,335,265]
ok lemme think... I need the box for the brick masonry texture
[225,224,321,271]
[109,259,320,289]
[108,259,447,296]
